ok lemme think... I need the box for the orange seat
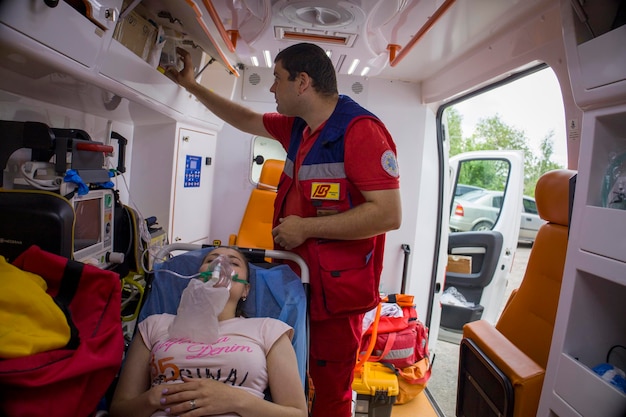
[229,159,284,251]
[457,169,577,417]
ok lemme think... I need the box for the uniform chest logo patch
[311,182,340,200]
[381,150,399,177]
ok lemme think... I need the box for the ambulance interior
[1,0,625,416]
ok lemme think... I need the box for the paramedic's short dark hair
[275,43,338,96]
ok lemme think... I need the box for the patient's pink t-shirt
[139,314,292,412]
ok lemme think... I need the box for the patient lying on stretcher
[110,247,307,417]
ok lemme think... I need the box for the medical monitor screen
[74,198,101,251]
[71,189,114,269]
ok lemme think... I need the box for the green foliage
[457,159,510,191]
[445,107,564,196]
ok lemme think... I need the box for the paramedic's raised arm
[166,48,270,138]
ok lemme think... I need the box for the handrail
[184,0,239,76]
[390,0,457,67]
[153,243,310,284]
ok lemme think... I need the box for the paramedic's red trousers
[309,314,363,417]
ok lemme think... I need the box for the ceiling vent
[273,1,363,46]
[274,26,357,46]
[280,4,356,28]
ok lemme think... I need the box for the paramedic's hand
[160,376,238,415]
[165,47,197,90]
[272,216,307,250]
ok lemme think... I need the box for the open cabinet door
[438,150,524,343]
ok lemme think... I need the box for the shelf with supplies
[561,0,626,109]
[552,253,626,417]
[576,104,626,263]
[0,0,239,127]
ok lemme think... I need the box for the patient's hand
[160,376,239,415]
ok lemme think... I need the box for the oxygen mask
[198,255,247,289]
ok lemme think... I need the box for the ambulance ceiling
[211,0,554,82]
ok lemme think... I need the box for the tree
[446,107,465,156]
[445,109,564,196]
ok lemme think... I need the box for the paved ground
[426,242,532,416]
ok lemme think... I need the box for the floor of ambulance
[391,391,439,417]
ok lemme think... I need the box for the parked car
[519,195,545,243]
[449,189,546,243]
[454,183,485,197]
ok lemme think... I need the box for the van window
[251,136,286,183]
[450,159,511,232]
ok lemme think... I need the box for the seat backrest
[495,169,576,368]
[234,159,284,250]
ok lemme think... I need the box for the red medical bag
[0,245,124,417]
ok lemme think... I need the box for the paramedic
[167,43,402,417]
[109,246,308,417]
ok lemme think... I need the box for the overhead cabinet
[0,0,239,125]
[560,0,626,109]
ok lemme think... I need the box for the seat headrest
[535,169,577,226]
[258,159,284,191]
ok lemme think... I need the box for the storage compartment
[554,266,626,416]
[577,25,626,91]
[352,362,398,417]
[448,254,472,274]
[577,107,626,263]
[440,303,484,331]
[0,0,122,68]
[586,109,626,209]
[579,206,626,263]
[113,9,156,61]
[555,354,626,417]
[113,0,239,75]
[561,0,626,108]
[457,338,514,417]
[564,267,626,369]
[102,1,238,125]
[129,125,217,245]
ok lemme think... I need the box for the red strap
[367,331,396,363]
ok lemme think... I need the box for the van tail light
[454,204,464,216]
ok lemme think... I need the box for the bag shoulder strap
[54,259,84,349]
[355,302,382,371]
[56,260,83,305]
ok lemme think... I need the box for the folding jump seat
[456,168,577,417]
[229,159,284,250]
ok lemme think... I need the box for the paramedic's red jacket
[263,95,400,322]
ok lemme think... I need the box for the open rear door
[438,150,524,343]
